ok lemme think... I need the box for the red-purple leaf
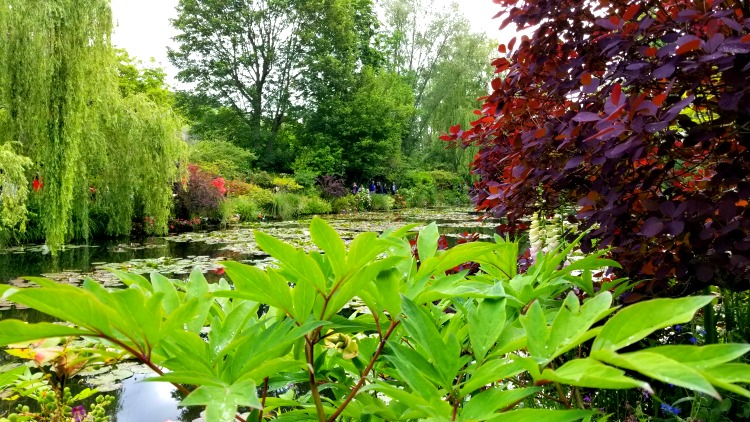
[640,217,665,237]
[573,112,601,122]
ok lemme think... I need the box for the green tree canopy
[0,0,185,250]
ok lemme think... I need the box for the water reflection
[114,374,186,422]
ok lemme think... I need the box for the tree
[0,0,184,249]
[293,0,413,181]
[380,0,494,160]
[169,0,303,164]
[444,0,750,293]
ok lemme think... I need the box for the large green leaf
[1,284,117,336]
[487,409,593,422]
[255,230,326,294]
[310,217,346,279]
[221,262,293,313]
[468,298,506,361]
[592,296,713,351]
[548,292,614,359]
[417,222,439,261]
[0,320,94,346]
[459,359,525,395]
[646,344,750,369]
[540,358,650,390]
[151,273,180,314]
[593,349,719,398]
[401,297,460,386]
[519,300,550,362]
[181,380,261,422]
[459,387,541,421]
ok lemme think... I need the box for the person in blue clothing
[369,180,375,194]
[391,182,396,195]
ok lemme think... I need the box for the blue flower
[690,336,698,344]
[674,324,681,332]
[661,403,681,416]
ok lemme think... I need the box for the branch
[326,320,401,422]
[306,337,327,422]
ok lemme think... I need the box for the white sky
[110,0,506,86]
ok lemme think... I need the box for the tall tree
[0,0,184,250]
[169,0,303,163]
[445,0,750,294]
[380,0,494,162]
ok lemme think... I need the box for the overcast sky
[110,0,506,86]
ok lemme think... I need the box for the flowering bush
[173,164,225,219]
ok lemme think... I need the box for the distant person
[376,182,382,194]
[391,183,396,195]
[352,182,359,195]
[369,180,375,194]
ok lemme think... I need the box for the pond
[0,208,498,422]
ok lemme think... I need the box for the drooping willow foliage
[0,0,185,250]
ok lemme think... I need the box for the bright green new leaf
[487,409,593,422]
[417,222,439,261]
[221,262,293,313]
[108,268,152,292]
[151,272,180,314]
[593,349,720,398]
[468,298,506,361]
[181,380,261,422]
[646,344,750,369]
[459,387,541,421]
[540,358,650,390]
[548,292,614,359]
[401,297,460,386]
[520,300,550,362]
[460,359,526,395]
[592,296,714,351]
[310,216,346,278]
[0,320,94,346]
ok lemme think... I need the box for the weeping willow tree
[0,0,185,250]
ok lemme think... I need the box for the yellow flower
[323,330,358,360]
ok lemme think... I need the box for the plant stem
[703,286,717,344]
[259,377,269,421]
[306,337,327,422]
[554,382,571,409]
[327,320,400,422]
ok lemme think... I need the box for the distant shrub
[317,175,348,200]
[332,195,356,213]
[399,187,436,208]
[353,191,372,211]
[174,164,225,219]
[230,196,261,222]
[246,170,275,188]
[401,170,435,189]
[272,175,303,192]
[301,196,332,215]
[293,169,320,190]
[225,179,254,197]
[271,192,303,220]
[189,140,256,179]
[244,184,275,210]
[370,194,395,211]
[428,170,462,191]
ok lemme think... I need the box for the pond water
[0,208,499,422]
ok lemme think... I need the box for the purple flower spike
[72,405,87,422]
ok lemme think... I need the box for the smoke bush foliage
[444,0,750,294]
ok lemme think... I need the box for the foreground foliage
[1,220,750,421]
